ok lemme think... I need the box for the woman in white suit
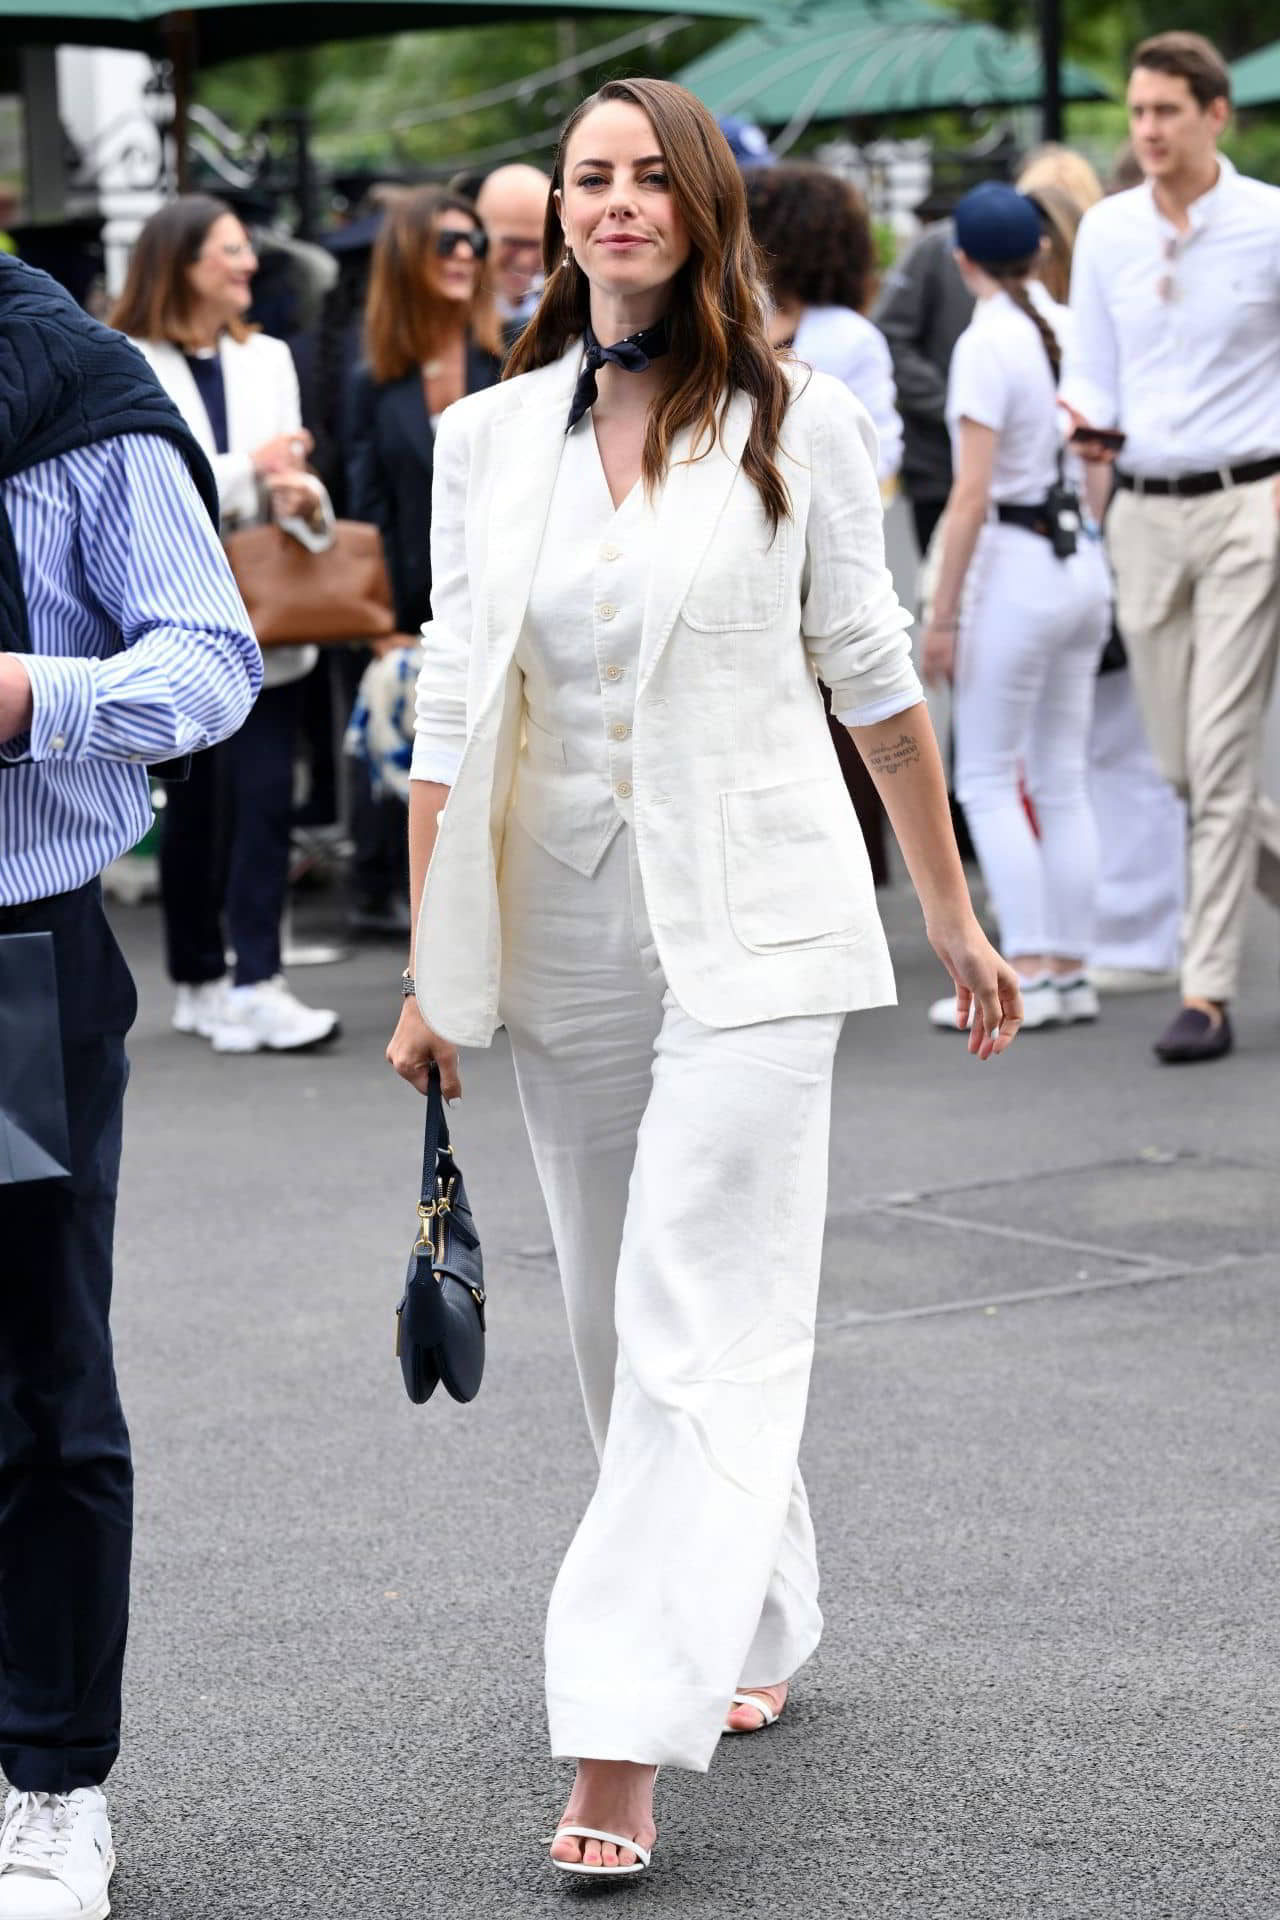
[387,80,1022,1878]
[112,197,338,1054]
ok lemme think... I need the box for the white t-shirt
[792,305,903,481]
[946,286,1070,503]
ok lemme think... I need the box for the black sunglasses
[435,228,489,260]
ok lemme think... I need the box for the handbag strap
[420,1061,454,1206]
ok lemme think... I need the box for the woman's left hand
[926,910,1023,1059]
[266,470,324,524]
[921,616,956,685]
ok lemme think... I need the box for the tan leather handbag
[225,520,395,649]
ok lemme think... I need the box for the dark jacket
[345,340,501,634]
[0,257,217,656]
[872,223,974,504]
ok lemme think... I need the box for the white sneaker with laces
[209,975,340,1054]
[0,1788,114,1919]
[1057,977,1100,1024]
[172,979,229,1038]
[928,978,1064,1031]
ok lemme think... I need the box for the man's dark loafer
[1154,1006,1234,1064]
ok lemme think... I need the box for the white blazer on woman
[133,331,322,687]
[413,341,923,1047]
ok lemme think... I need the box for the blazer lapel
[480,344,580,692]
[638,392,752,698]
[219,335,258,462]
[151,342,216,463]
[385,372,434,477]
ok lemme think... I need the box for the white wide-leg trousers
[498,816,844,1773]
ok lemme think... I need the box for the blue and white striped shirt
[0,433,261,904]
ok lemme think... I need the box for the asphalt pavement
[96,854,1280,1920]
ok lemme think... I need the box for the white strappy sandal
[546,1824,653,1877]
[723,1689,785,1734]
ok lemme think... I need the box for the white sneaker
[209,975,340,1054]
[1087,966,1180,996]
[172,979,229,1038]
[1057,977,1100,1024]
[1015,978,1064,1029]
[0,1788,114,1919]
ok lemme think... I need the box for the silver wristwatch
[401,968,416,999]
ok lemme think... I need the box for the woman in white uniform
[387,81,1022,1879]
[922,184,1111,1031]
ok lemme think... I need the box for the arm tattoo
[865,732,921,778]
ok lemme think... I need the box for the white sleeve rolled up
[797,376,923,726]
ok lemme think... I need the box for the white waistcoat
[512,421,655,877]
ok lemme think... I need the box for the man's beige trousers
[1107,477,1280,1003]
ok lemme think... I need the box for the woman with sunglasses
[344,190,503,932]
[347,189,503,644]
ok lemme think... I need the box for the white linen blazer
[134,331,325,688]
[413,341,923,1047]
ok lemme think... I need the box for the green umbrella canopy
[676,0,1108,125]
[1231,37,1280,109]
[1,0,771,66]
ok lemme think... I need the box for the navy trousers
[0,882,135,1790]
[160,679,301,989]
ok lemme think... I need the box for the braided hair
[978,258,1062,382]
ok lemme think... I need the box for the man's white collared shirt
[1062,156,1280,478]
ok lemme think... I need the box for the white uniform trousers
[498,815,844,1773]
[952,524,1110,959]
[1088,668,1186,973]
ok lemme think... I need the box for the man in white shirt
[1064,31,1280,1065]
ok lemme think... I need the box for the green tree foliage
[196,15,738,177]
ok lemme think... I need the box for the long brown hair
[1021,183,1084,305]
[505,77,791,532]
[109,195,251,346]
[364,186,501,384]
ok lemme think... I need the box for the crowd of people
[0,23,1278,1911]
[72,29,1274,1071]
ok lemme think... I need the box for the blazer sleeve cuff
[410,735,463,785]
[833,677,925,729]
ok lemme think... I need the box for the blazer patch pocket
[683,500,789,633]
[721,777,865,952]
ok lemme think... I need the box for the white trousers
[1087,668,1186,972]
[497,816,844,1773]
[953,526,1110,959]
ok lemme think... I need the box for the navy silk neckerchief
[565,318,672,433]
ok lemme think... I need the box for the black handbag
[395,1063,486,1404]
[0,931,71,1185]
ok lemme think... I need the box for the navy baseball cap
[953,182,1044,263]
[718,116,776,169]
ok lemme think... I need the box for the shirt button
[597,603,617,621]
[603,664,623,681]
[615,779,633,799]
[600,543,620,562]
[609,722,630,741]
[51,735,66,752]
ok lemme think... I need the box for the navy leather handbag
[395,1063,486,1404]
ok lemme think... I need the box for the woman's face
[187,214,256,320]
[555,101,691,304]
[425,212,485,306]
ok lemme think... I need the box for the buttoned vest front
[511,418,655,878]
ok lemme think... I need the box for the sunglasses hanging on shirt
[435,228,489,261]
